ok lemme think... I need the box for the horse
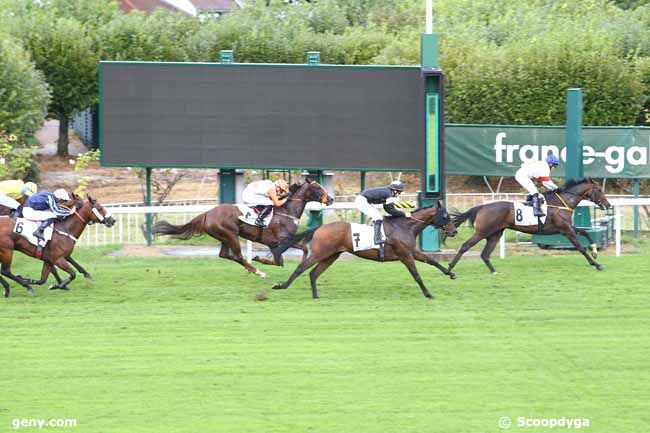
[271,201,458,299]
[447,178,611,276]
[0,195,115,297]
[152,179,333,278]
[0,204,93,281]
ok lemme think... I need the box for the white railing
[79,195,649,257]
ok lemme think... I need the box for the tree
[17,16,99,156]
[0,37,50,142]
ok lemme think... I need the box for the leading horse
[447,178,611,275]
[153,179,333,277]
[271,201,458,299]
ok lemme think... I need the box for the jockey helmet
[388,180,404,192]
[546,154,560,167]
[54,188,70,201]
[21,182,37,197]
[274,179,289,193]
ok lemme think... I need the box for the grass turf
[1,242,649,433]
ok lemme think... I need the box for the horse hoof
[255,270,267,279]
[3,289,8,298]
[449,273,457,280]
[596,264,604,271]
[491,272,498,275]
[27,288,35,295]
[83,273,92,280]
[272,284,285,290]
[49,285,58,290]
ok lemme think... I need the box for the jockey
[355,180,411,245]
[23,188,73,241]
[515,154,560,217]
[0,179,38,216]
[241,179,290,227]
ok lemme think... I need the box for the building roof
[119,0,197,15]
[191,0,242,12]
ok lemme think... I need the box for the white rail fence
[82,194,649,257]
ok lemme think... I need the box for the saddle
[237,204,274,227]
[13,218,53,248]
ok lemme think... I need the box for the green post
[145,167,152,246]
[359,171,366,224]
[565,88,590,227]
[305,170,323,229]
[219,169,236,204]
[419,32,442,252]
[633,178,640,239]
[306,51,321,65]
[220,50,233,64]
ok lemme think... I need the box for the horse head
[415,200,457,237]
[69,193,115,227]
[561,178,611,210]
[289,178,334,206]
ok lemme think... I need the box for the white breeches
[22,207,56,221]
[515,169,539,195]
[242,189,273,206]
[355,195,383,222]
[0,193,20,210]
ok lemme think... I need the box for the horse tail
[153,214,206,240]
[451,205,482,228]
[276,227,318,254]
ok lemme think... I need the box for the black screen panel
[100,62,424,170]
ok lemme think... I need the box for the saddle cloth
[236,204,274,227]
[14,218,53,247]
[349,222,386,252]
[513,201,547,226]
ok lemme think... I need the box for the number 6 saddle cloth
[13,219,54,247]
[513,201,547,226]
[349,222,386,252]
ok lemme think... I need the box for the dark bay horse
[271,201,458,299]
[153,179,333,278]
[0,195,115,297]
[447,178,611,275]
[0,204,93,280]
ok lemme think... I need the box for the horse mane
[288,182,301,194]
[557,178,591,192]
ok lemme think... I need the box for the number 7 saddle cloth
[349,222,386,252]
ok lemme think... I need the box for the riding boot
[526,194,534,205]
[532,195,545,217]
[33,219,54,241]
[373,220,384,245]
[255,205,273,227]
[9,205,22,218]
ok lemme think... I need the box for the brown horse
[447,178,611,276]
[0,205,93,281]
[0,195,115,297]
[271,201,458,299]
[152,179,333,277]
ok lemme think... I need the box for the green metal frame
[425,92,440,194]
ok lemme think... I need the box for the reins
[546,192,574,213]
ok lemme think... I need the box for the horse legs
[50,258,76,290]
[21,262,54,286]
[0,250,35,294]
[51,267,64,285]
[400,254,433,299]
[252,246,285,267]
[217,235,267,278]
[272,253,323,291]
[573,227,598,259]
[447,232,486,275]
[308,252,341,299]
[480,229,505,274]
[411,249,456,279]
[66,256,92,279]
[0,275,9,298]
[559,227,603,270]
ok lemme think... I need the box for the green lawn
[1,242,649,433]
